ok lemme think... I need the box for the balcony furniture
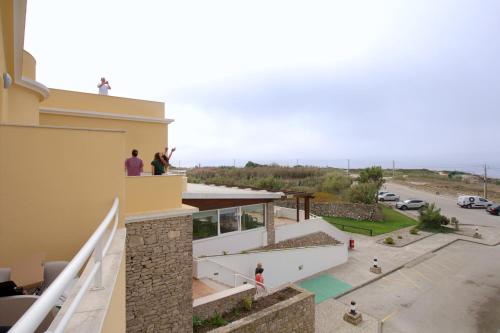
[0,295,57,333]
[42,261,68,292]
[0,268,11,283]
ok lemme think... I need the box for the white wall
[194,245,347,290]
[274,206,305,221]
[193,228,267,257]
[275,217,350,245]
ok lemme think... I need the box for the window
[241,204,265,230]
[193,210,218,240]
[479,198,487,202]
[219,207,239,234]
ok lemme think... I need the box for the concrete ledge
[48,228,126,333]
[125,204,198,223]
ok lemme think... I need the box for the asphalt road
[339,241,500,333]
[383,182,500,227]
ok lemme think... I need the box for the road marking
[410,267,434,283]
[381,309,400,323]
[397,270,422,290]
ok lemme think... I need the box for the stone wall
[126,214,193,333]
[193,284,256,321]
[275,200,383,221]
[210,285,315,333]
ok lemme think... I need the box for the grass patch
[323,205,417,236]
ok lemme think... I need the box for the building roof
[183,183,283,200]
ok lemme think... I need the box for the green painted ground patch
[299,274,352,304]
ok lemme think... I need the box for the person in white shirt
[98,77,111,95]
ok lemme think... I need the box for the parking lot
[337,240,500,333]
[384,182,500,227]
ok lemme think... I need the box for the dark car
[486,204,500,216]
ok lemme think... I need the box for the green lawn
[323,205,418,236]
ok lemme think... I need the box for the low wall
[275,217,350,245]
[193,284,256,320]
[275,200,383,221]
[210,285,315,333]
[193,228,267,258]
[274,206,305,221]
[195,244,347,289]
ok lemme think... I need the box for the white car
[396,199,427,210]
[378,192,400,201]
[457,195,492,209]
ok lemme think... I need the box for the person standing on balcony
[97,77,111,95]
[151,152,166,175]
[125,149,143,176]
[161,146,176,173]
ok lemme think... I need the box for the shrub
[397,235,403,239]
[321,172,352,195]
[451,217,459,230]
[208,313,227,327]
[410,227,419,235]
[384,237,395,245]
[348,182,378,204]
[242,296,253,311]
[418,203,444,229]
[192,316,203,327]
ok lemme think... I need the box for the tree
[358,166,384,202]
[322,172,352,195]
[348,183,378,204]
[244,161,262,168]
[418,203,447,230]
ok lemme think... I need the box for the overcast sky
[25,0,500,174]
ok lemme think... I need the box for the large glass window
[193,210,218,240]
[241,204,265,230]
[219,207,239,234]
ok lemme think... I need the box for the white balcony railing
[10,198,120,333]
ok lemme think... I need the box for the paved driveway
[384,182,500,227]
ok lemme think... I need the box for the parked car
[457,195,492,208]
[378,191,388,195]
[486,204,500,216]
[396,199,427,210]
[378,192,399,201]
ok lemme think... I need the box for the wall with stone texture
[275,200,383,221]
[193,284,256,320]
[210,285,315,333]
[126,215,193,333]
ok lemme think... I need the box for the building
[0,2,347,332]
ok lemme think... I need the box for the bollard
[349,238,355,249]
[370,258,382,274]
[343,300,363,325]
[473,228,482,239]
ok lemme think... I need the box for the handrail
[10,198,120,333]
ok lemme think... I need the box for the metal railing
[10,198,120,333]
[329,222,373,236]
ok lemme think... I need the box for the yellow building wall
[0,0,12,123]
[6,84,40,124]
[22,51,36,80]
[0,124,126,267]
[39,113,168,166]
[42,89,165,119]
[125,175,183,215]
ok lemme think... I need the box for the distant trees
[245,161,263,168]
[347,166,384,204]
[321,172,352,195]
[348,182,378,204]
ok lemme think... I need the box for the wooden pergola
[281,191,315,221]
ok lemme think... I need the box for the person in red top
[124,149,143,176]
[255,264,265,290]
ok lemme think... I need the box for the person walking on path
[255,263,266,291]
[124,149,143,176]
[98,77,111,95]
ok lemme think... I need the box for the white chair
[42,261,68,291]
[0,268,11,283]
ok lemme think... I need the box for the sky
[25,0,500,175]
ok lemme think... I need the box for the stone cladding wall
[275,200,383,221]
